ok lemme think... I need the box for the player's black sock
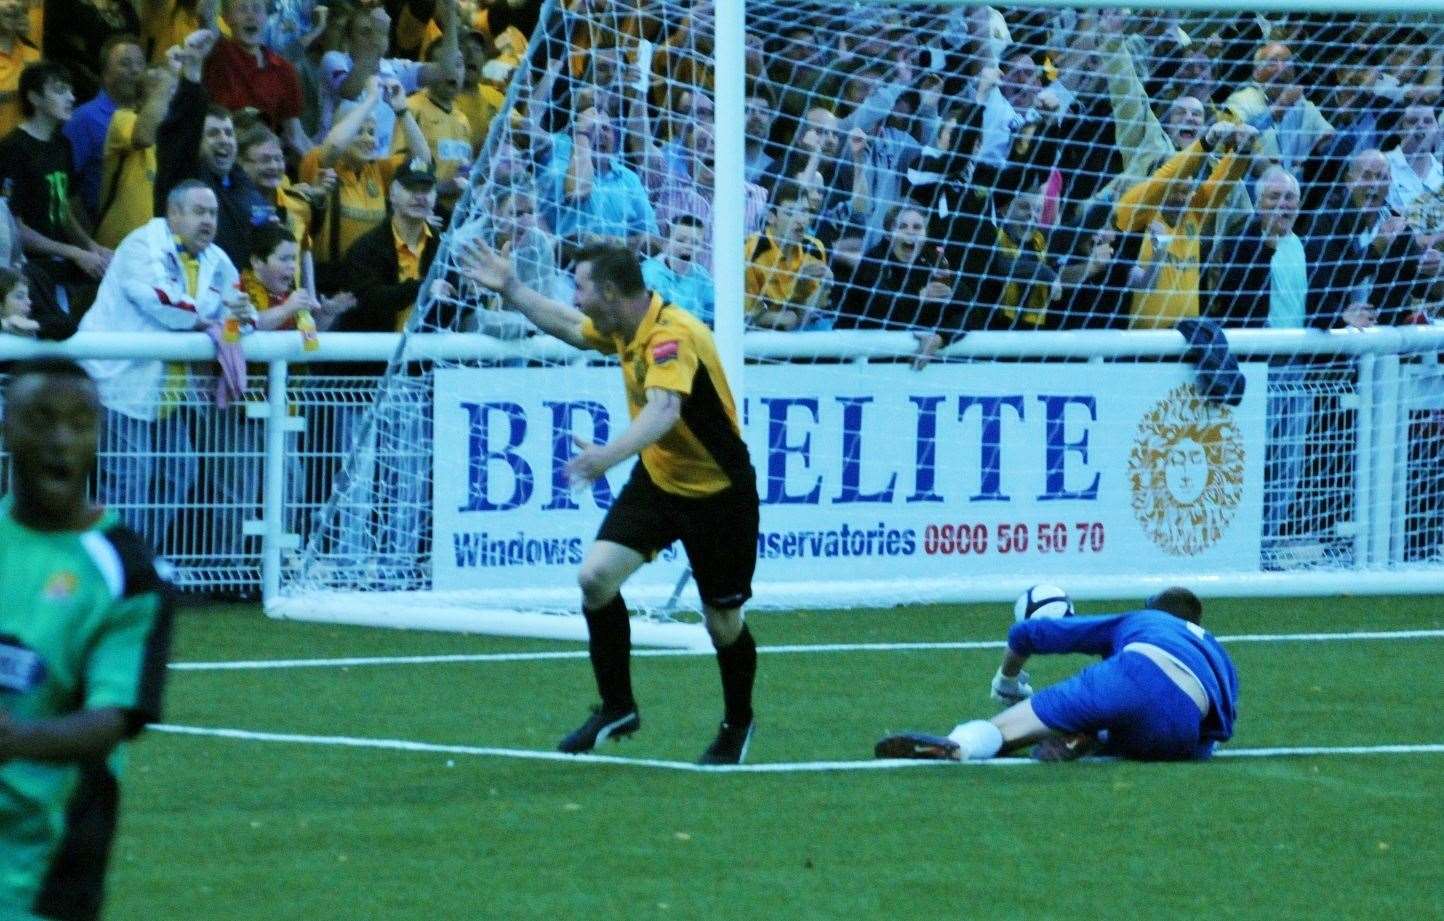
[582,594,634,711]
[714,624,756,726]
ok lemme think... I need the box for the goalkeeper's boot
[698,719,754,765]
[874,732,962,761]
[556,704,640,754]
[1031,732,1100,763]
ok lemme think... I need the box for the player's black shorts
[596,462,759,609]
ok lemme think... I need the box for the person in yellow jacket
[1114,122,1256,329]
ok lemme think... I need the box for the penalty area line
[168,628,1444,672]
[148,724,1444,772]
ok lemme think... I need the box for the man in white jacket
[80,180,251,543]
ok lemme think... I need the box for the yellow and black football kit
[581,294,758,608]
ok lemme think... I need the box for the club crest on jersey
[651,340,679,365]
[42,571,78,602]
[0,635,47,694]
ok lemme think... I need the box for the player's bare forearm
[593,388,681,468]
[0,707,130,763]
[501,276,587,348]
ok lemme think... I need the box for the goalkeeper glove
[990,667,1033,705]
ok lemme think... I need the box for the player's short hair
[574,242,645,296]
[1145,586,1203,625]
[2,357,94,404]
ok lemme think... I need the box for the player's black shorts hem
[597,463,759,609]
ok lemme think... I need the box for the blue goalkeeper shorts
[1030,651,1214,761]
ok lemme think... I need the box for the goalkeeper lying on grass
[876,587,1238,762]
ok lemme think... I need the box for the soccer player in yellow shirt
[457,237,760,765]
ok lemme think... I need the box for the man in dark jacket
[330,157,443,568]
[154,29,273,269]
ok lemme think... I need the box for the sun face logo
[42,571,78,602]
[1128,384,1246,556]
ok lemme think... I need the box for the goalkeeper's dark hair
[575,242,645,297]
[1145,586,1204,625]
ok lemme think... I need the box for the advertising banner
[432,362,1267,599]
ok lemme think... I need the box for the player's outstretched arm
[455,236,589,349]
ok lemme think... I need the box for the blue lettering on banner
[459,401,534,512]
[542,400,615,510]
[834,396,896,503]
[762,397,821,505]
[453,531,585,567]
[958,395,1024,501]
[756,522,919,559]
[907,395,946,503]
[1037,395,1101,501]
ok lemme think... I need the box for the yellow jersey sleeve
[642,328,698,397]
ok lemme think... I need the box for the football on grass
[1014,584,1075,623]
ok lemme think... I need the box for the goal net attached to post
[274,0,1444,644]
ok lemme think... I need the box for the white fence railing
[4,327,1444,606]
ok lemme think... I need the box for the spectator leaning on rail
[744,182,831,332]
[76,180,252,540]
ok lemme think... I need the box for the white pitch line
[169,628,1444,672]
[147,724,1444,772]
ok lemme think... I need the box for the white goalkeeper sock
[948,720,1004,760]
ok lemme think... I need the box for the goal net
[274,0,1444,643]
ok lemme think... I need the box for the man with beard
[0,357,174,921]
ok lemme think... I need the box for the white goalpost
[270,0,1444,645]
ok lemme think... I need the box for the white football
[1014,584,1075,623]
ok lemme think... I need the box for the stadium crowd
[1,0,1443,565]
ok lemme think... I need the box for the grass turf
[106,596,1444,920]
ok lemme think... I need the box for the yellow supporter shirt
[397,91,472,185]
[0,38,39,139]
[300,149,403,265]
[580,293,750,498]
[391,221,432,332]
[743,230,827,321]
[138,0,230,63]
[996,228,1051,328]
[454,85,503,152]
[96,109,157,249]
[1114,140,1246,329]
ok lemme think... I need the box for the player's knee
[703,606,744,646]
[577,563,620,606]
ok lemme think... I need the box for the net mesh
[279,1,1444,632]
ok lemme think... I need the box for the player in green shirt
[0,357,174,921]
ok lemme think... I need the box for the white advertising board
[432,362,1266,604]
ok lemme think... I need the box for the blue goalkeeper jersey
[1007,611,1239,745]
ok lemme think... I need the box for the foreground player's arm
[455,236,588,349]
[567,387,681,484]
[0,708,129,763]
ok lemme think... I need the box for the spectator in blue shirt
[64,34,144,221]
[542,101,657,250]
[876,586,1239,762]
[641,214,714,325]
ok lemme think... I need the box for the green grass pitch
[106,595,1444,920]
